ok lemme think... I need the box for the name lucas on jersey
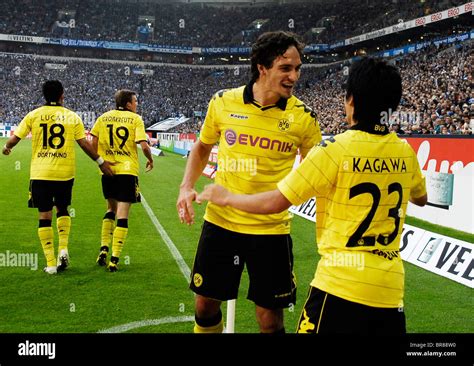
[351,157,407,173]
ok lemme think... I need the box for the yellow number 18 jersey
[14,105,85,181]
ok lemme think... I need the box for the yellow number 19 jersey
[278,128,426,307]
[91,109,148,176]
[14,105,85,181]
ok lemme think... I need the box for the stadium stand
[0,40,472,135]
[0,0,468,46]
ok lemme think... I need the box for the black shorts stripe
[297,287,406,334]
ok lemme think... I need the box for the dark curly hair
[250,31,305,82]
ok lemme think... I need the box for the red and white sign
[406,136,474,234]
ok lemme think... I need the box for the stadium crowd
[298,42,474,136]
[0,0,468,46]
[0,41,472,135]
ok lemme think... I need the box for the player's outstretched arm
[76,137,114,176]
[2,135,21,155]
[177,140,213,225]
[139,140,154,172]
[410,193,427,206]
[197,184,292,215]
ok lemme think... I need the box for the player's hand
[196,184,230,206]
[177,187,197,225]
[99,161,115,176]
[146,159,153,172]
[2,145,11,155]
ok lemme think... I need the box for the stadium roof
[147,117,191,132]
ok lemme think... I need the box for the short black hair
[250,31,304,82]
[42,80,64,103]
[115,89,136,109]
[346,57,402,127]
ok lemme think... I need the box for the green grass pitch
[0,137,472,333]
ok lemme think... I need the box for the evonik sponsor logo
[224,129,293,152]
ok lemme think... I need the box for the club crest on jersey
[193,273,203,287]
[277,119,290,131]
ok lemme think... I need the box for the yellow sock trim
[56,216,71,252]
[112,226,128,258]
[38,227,55,267]
[193,319,224,333]
[101,218,115,248]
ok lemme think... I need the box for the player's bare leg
[194,295,224,333]
[256,306,284,333]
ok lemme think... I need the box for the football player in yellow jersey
[177,31,322,333]
[91,89,153,272]
[2,80,113,274]
[198,57,428,334]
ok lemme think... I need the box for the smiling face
[257,45,302,100]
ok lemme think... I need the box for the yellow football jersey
[278,126,426,307]
[91,109,148,176]
[200,84,322,235]
[14,104,85,181]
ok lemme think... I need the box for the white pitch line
[97,316,195,333]
[141,194,191,281]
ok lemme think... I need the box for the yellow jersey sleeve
[299,109,322,158]
[278,138,339,206]
[14,112,33,139]
[408,144,426,198]
[134,116,148,143]
[74,114,86,140]
[199,96,220,145]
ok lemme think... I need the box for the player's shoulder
[289,96,318,120]
[211,85,245,103]
[26,105,48,117]
[63,107,82,120]
[315,131,351,155]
